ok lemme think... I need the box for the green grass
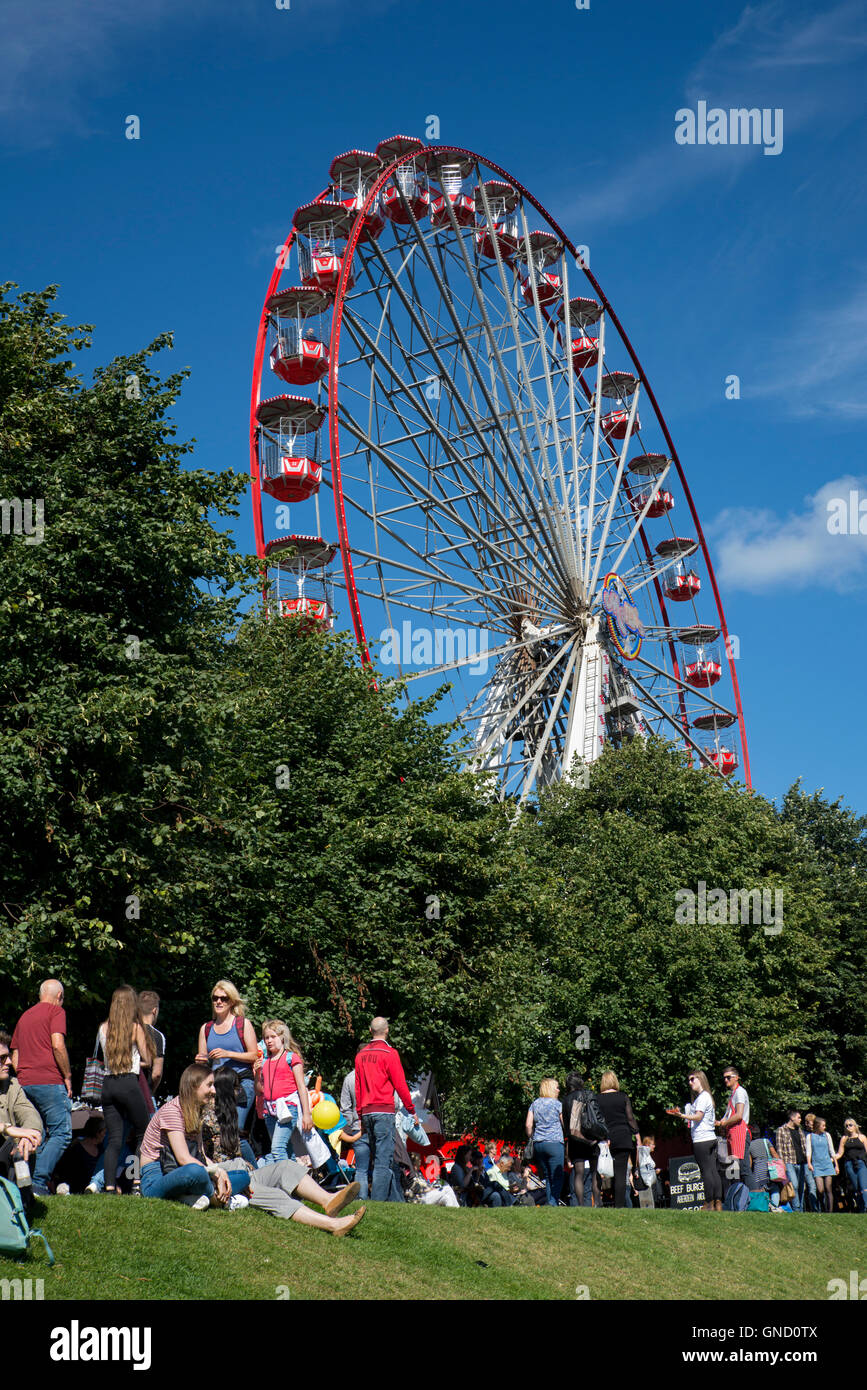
[5,1198,864,1301]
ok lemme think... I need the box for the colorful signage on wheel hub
[601,572,644,659]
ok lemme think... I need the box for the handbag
[160,1134,200,1175]
[524,1136,534,1162]
[81,1031,106,1105]
[716,1137,730,1162]
[597,1141,614,1178]
[764,1141,787,1183]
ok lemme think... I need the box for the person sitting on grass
[521,1162,547,1205]
[403,1153,459,1207]
[140,1064,253,1209]
[448,1144,506,1207]
[204,1063,364,1235]
[0,1031,42,1205]
[54,1116,106,1194]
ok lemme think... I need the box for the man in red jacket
[354,1017,417,1202]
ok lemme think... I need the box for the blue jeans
[140,1160,250,1201]
[533,1139,565,1206]
[845,1158,867,1212]
[785,1161,805,1212]
[353,1129,370,1198]
[803,1163,819,1211]
[236,1076,255,1133]
[362,1113,396,1201]
[264,1110,298,1162]
[24,1084,72,1192]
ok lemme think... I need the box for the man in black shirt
[137,991,165,1112]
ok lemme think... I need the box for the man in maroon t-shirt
[10,980,73,1194]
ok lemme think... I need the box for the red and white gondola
[257,395,327,504]
[517,229,563,305]
[693,711,739,774]
[474,179,520,259]
[329,149,385,242]
[427,152,477,228]
[680,623,722,689]
[264,534,337,629]
[599,371,640,439]
[267,287,332,388]
[293,201,355,292]
[376,135,430,224]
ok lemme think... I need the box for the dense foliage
[1,285,863,1138]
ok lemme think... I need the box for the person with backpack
[670,1069,722,1211]
[562,1069,607,1207]
[596,1070,641,1208]
[195,980,259,1134]
[258,1019,312,1162]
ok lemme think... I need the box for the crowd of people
[2,978,866,1230]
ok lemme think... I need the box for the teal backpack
[747,1190,770,1213]
[0,1178,55,1264]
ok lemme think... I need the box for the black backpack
[569,1091,609,1142]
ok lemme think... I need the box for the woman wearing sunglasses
[670,1069,722,1211]
[834,1118,867,1212]
[195,981,259,1134]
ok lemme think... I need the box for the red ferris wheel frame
[249,145,751,789]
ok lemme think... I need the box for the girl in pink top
[259,1020,312,1163]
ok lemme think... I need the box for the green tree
[0,283,257,1015]
[779,782,867,1116]
[468,738,842,1136]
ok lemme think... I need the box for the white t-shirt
[98,1024,141,1076]
[726,1084,749,1127]
[686,1090,716,1142]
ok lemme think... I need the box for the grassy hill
[8,1199,863,1301]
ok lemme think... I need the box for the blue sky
[3,0,866,811]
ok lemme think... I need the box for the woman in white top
[98,985,152,1195]
[671,1068,722,1210]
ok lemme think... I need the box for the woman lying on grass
[202,1064,365,1235]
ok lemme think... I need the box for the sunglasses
[212,995,229,1003]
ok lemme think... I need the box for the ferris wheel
[249,137,750,802]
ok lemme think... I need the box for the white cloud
[749,273,867,417]
[710,474,867,591]
[688,0,867,79]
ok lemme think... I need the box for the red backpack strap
[204,1020,213,1047]
[235,1016,246,1047]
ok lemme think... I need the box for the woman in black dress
[596,1069,641,1209]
